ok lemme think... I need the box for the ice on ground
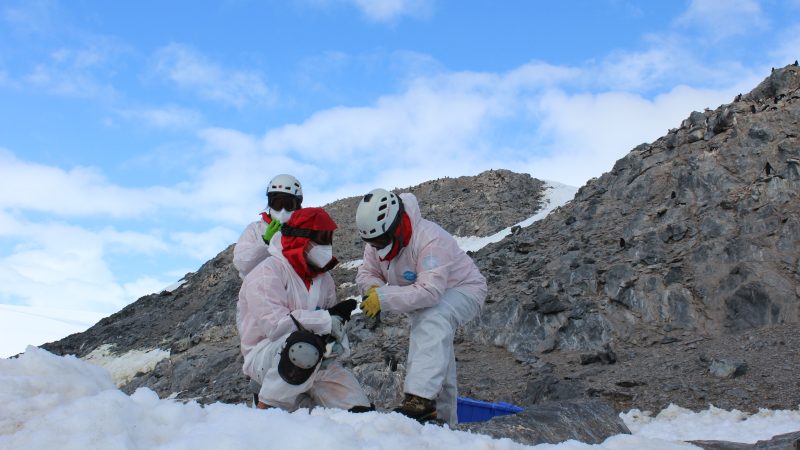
[82,344,171,386]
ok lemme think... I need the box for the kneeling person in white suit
[237,207,371,412]
[355,189,487,425]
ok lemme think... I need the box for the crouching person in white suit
[233,173,304,280]
[355,189,487,426]
[236,207,372,412]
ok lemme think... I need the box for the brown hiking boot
[393,394,437,423]
[256,400,274,409]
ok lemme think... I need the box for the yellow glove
[361,287,381,318]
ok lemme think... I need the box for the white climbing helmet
[267,174,303,200]
[355,188,402,240]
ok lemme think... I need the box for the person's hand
[329,315,345,341]
[328,299,358,322]
[360,287,381,318]
[262,219,281,243]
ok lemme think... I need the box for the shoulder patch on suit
[421,255,439,271]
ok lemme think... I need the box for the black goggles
[268,193,301,212]
[281,225,333,245]
[364,234,392,249]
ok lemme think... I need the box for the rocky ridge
[459,64,800,417]
[324,169,546,263]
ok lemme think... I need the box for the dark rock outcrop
[465,63,800,363]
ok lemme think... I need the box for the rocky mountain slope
[41,64,800,446]
[461,63,800,416]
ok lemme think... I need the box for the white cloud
[0,228,128,312]
[182,56,756,206]
[770,24,800,66]
[302,0,434,23]
[0,70,12,87]
[597,40,688,91]
[25,63,117,98]
[153,43,275,108]
[0,149,179,218]
[349,0,434,22]
[122,276,171,300]
[98,228,170,255]
[527,85,742,186]
[170,227,238,260]
[262,62,574,163]
[116,105,202,129]
[591,30,772,94]
[21,40,127,99]
[0,213,198,312]
[675,0,767,39]
[1,0,57,35]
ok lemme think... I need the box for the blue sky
[0,0,798,315]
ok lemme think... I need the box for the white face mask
[375,240,394,260]
[269,208,294,224]
[307,244,333,268]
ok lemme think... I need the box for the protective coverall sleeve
[317,274,340,311]
[233,221,271,279]
[355,245,386,294]
[378,235,452,313]
[240,260,332,343]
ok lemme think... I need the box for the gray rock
[690,430,800,449]
[709,359,747,379]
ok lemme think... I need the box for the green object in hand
[262,219,281,243]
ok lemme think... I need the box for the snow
[0,304,107,358]
[1,347,798,449]
[82,344,171,386]
[454,181,578,253]
[339,259,364,270]
[162,278,188,293]
[622,405,800,444]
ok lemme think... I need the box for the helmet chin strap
[376,240,394,259]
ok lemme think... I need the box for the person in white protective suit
[237,207,372,412]
[233,174,303,279]
[355,188,487,425]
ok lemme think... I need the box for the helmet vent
[377,213,386,221]
[363,193,373,201]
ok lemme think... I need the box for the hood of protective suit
[272,207,337,289]
[378,193,419,261]
[399,192,422,226]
